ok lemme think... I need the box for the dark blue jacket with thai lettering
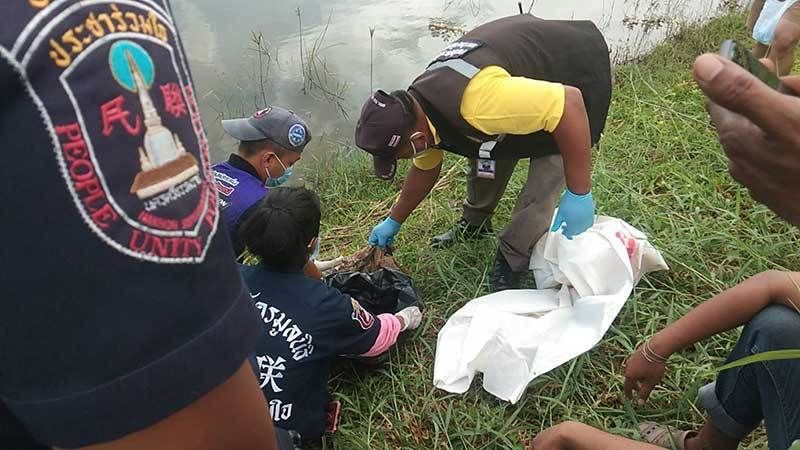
[212,154,268,255]
[239,265,381,440]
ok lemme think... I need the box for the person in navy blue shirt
[212,107,310,256]
[239,187,423,441]
[0,1,280,449]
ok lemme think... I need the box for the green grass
[301,12,800,449]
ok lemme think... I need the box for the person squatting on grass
[238,187,423,443]
[212,107,310,256]
[211,107,330,280]
[531,270,800,450]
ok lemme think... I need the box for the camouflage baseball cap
[222,106,311,152]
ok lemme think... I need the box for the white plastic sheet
[433,216,668,403]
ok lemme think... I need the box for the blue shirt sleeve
[318,291,382,356]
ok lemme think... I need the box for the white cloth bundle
[433,216,668,403]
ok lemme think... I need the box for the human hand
[314,256,344,271]
[624,346,667,406]
[693,53,800,226]
[368,217,402,248]
[550,190,595,239]
[395,306,422,331]
[528,422,580,450]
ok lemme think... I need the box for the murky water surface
[170,0,738,160]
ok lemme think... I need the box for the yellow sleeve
[412,148,445,170]
[460,66,566,135]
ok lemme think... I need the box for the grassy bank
[303,11,800,449]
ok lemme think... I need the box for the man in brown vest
[354,14,612,292]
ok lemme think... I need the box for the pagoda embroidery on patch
[108,40,200,200]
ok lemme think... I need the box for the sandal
[638,422,697,450]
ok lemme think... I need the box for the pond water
[170,0,740,161]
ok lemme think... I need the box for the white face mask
[409,131,429,156]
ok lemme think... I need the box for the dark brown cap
[354,90,412,180]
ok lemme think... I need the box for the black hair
[239,187,321,272]
[238,138,288,158]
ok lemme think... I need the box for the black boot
[490,248,524,292]
[430,217,493,249]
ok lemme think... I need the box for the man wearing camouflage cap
[212,106,311,256]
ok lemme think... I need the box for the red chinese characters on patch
[160,82,187,118]
[100,96,142,136]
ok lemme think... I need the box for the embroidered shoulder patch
[432,39,484,62]
[350,298,375,330]
[4,1,218,264]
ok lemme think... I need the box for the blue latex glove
[369,217,402,248]
[550,189,595,239]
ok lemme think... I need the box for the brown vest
[409,14,612,160]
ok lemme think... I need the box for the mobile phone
[719,39,780,89]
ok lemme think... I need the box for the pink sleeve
[361,313,402,357]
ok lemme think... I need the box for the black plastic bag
[324,268,423,315]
